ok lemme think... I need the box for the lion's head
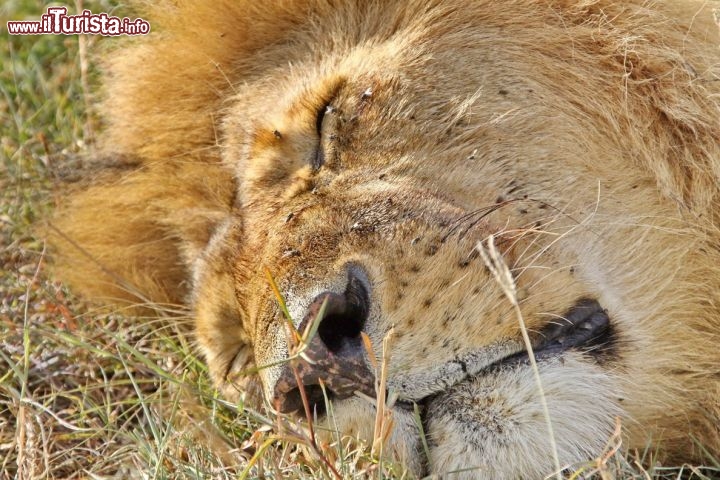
[51,0,720,477]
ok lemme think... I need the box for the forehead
[226,4,541,108]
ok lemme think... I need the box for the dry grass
[1,1,719,479]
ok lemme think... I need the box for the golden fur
[51,0,720,477]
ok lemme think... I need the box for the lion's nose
[271,273,376,414]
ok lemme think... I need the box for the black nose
[271,272,375,414]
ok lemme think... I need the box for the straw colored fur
[50,0,720,477]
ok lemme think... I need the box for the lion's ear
[48,159,235,309]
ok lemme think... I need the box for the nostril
[316,273,370,353]
[317,304,364,353]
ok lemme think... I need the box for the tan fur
[50,0,720,477]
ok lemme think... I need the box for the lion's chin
[319,351,621,478]
[422,353,622,478]
[316,298,620,478]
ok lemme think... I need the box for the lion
[49,0,720,477]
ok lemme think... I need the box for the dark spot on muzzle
[271,271,376,414]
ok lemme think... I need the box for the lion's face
[50,1,719,477]
[188,3,719,476]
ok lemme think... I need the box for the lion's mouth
[392,298,613,409]
[500,298,613,363]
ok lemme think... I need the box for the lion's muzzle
[271,271,375,413]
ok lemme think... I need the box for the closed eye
[313,102,333,170]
